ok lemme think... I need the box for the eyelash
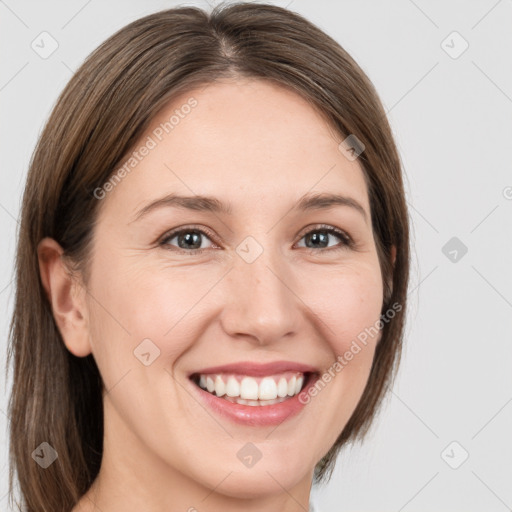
[158,224,355,255]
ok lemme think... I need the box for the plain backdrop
[1,1,511,510]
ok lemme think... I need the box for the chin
[206,470,304,500]
[204,452,311,499]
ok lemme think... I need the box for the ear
[387,244,397,296]
[376,244,398,347]
[390,244,397,267]
[37,237,92,357]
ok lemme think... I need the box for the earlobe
[381,245,396,315]
[37,237,92,358]
[388,244,397,294]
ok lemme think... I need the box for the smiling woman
[7,2,410,512]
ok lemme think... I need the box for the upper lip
[189,360,319,377]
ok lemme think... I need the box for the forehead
[100,78,370,222]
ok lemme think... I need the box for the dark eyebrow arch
[132,194,233,222]
[132,191,368,223]
[295,192,368,223]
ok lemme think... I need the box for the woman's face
[80,78,385,503]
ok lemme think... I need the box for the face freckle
[84,77,385,502]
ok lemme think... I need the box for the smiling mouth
[189,371,313,406]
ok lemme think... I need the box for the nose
[219,246,304,347]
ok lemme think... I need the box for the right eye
[159,226,218,255]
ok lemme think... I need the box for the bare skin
[38,77,394,512]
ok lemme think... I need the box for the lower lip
[189,374,317,427]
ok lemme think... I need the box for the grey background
[1,0,511,510]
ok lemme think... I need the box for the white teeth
[196,372,307,403]
[295,375,304,395]
[240,377,259,400]
[215,375,226,397]
[226,376,240,397]
[287,375,296,396]
[259,377,278,400]
[277,377,288,398]
[223,395,290,406]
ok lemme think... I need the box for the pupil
[181,231,201,249]
[307,232,328,248]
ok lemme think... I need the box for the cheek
[306,261,384,354]
[87,252,233,382]
[301,261,384,410]
[89,264,199,359]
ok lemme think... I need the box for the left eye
[296,226,352,250]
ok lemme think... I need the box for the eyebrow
[132,191,368,223]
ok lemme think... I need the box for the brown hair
[6,2,409,510]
